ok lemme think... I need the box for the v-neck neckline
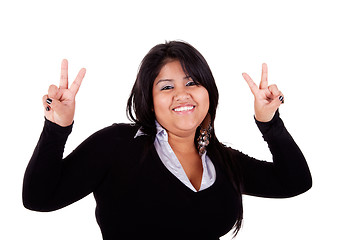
[149,144,219,195]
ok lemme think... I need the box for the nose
[174,86,190,101]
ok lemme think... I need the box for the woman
[23,41,312,239]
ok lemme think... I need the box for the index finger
[69,68,86,95]
[242,72,259,95]
[59,59,68,89]
[259,63,268,89]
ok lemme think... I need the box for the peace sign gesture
[43,59,86,127]
[242,63,284,122]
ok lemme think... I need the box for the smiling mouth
[173,106,195,112]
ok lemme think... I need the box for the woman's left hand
[242,63,284,122]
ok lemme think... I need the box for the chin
[173,121,200,133]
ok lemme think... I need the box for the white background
[1,0,359,239]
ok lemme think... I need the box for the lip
[172,104,196,114]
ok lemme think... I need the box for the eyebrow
[155,76,191,85]
[155,79,173,85]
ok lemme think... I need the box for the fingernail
[279,96,284,103]
[46,98,52,104]
[46,106,50,111]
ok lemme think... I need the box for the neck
[167,131,198,155]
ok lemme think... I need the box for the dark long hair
[126,40,243,236]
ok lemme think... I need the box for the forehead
[154,61,192,88]
[156,60,186,78]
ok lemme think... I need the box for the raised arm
[237,64,311,198]
[22,60,110,211]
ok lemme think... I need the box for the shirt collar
[134,120,168,141]
[134,121,207,156]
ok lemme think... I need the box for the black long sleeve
[236,110,312,198]
[22,119,119,211]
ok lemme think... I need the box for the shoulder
[108,123,139,137]
[210,141,243,158]
[210,143,255,168]
[84,123,140,145]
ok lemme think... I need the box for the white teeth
[173,106,195,112]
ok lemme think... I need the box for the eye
[186,80,198,87]
[160,85,174,91]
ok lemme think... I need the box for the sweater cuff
[44,117,73,136]
[254,110,282,139]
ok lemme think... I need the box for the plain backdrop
[1,0,359,239]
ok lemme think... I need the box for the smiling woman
[22,40,312,240]
[152,60,209,137]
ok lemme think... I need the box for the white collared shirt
[135,121,216,192]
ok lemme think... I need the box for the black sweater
[23,112,312,239]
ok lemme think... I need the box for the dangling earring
[197,113,212,155]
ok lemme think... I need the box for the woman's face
[152,60,209,137]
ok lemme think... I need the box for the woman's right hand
[43,59,86,127]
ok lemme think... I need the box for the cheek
[198,88,210,110]
[153,94,170,116]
